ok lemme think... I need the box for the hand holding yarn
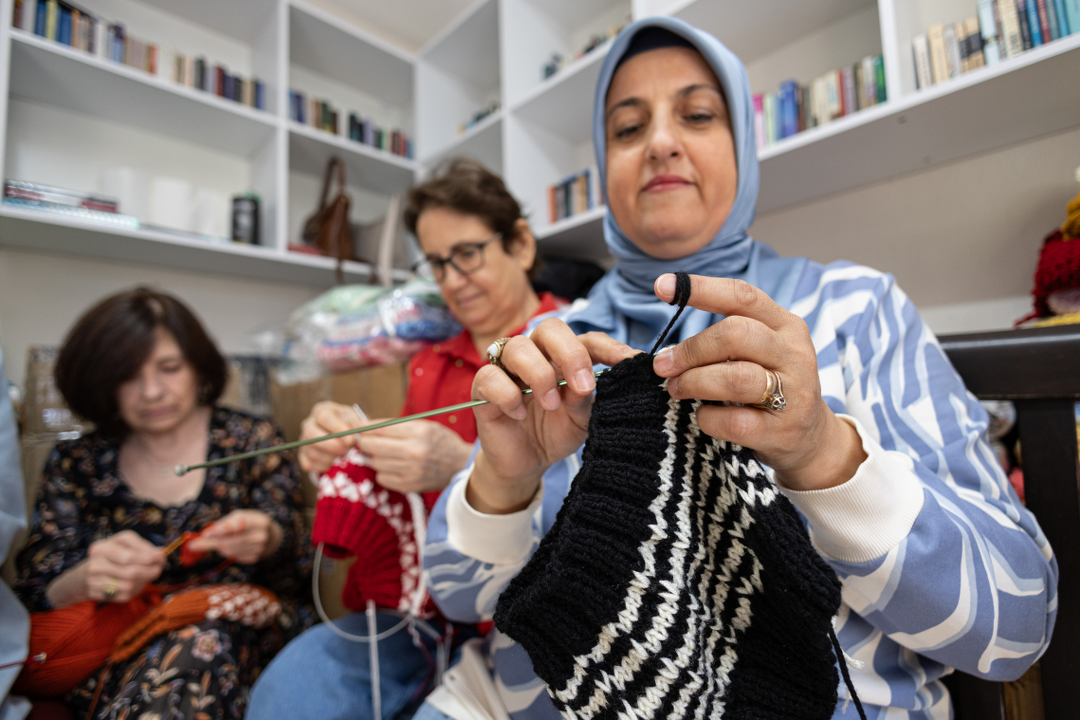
[651,273,866,491]
[468,320,639,514]
[298,401,367,475]
[186,510,282,564]
[355,418,472,493]
[84,531,166,604]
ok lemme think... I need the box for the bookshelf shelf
[288,121,417,194]
[756,32,1080,214]
[534,204,607,257]
[420,110,502,169]
[0,203,385,286]
[289,0,414,111]
[8,31,277,156]
[510,40,609,143]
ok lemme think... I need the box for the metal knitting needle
[174,370,606,476]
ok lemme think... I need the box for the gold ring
[102,580,119,600]
[755,369,786,412]
[486,337,513,370]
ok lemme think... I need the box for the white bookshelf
[2,0,1079,305]
[407,0,1080,305]
[0,0,418,287]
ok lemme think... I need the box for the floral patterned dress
[14,407,314,720]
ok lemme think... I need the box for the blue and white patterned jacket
[423,260,1057,720]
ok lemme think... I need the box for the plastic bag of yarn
[315,280,461,371]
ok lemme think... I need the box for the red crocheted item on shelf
[1024,230,1080,321]
[312,448,439,618]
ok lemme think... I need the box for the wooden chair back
[939,325,1080,720]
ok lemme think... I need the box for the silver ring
[486,337,512,370]
[755,369,786,412]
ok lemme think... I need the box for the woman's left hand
[187,510,283,564]
[651,273,866,492]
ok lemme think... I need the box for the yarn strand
[829,627,867,720]
[649,271,692,356]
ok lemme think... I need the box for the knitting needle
[174,370,606,476]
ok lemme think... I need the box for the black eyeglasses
[411,233,501,283]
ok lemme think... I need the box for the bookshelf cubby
[1,0,1078,309]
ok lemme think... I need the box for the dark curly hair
[54,287,227,437]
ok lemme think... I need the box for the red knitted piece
[313,448,439,617]
[1029,230,1080,318]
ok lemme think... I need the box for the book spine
[1018,0,1035,47]
[979,0,1003,63]
[1055,0,1071,34]
[1045,0,1062,38]
[861,56,877,106]
[957,22,972,72]
[912,34,933,88]
[840,66,856,115]
[1060,0,1077,33]
[944,24,961,77]
[13,0,22,31]
[34,0,46,36]
[58,6,71,45]
[873,56,886,102]
[45,0,57,41]
[965,17,986,69]
[20,0,36,31]
[753,94,765,151]
[926,24,949,84]
[998,0,1026,54]
[1035,0,1053,39]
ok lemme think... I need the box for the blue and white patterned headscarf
[566,16,806,350]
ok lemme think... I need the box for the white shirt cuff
[779,415,925,564]
[445,470,543,566]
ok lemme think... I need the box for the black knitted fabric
[494,351,848,720]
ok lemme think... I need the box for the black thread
[649,271,692,356]
[830,627,868,720]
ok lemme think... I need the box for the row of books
[754,55,886,148]
[11,0,267,112]
[913,0,1080,89]
[170,53,266,110]
[548,167,601,224]
[289,90,413,159]
[14,0,157,73]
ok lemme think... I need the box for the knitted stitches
[494,353,849,720]
[313,448,435,617]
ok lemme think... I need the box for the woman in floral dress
[14,288,313,720]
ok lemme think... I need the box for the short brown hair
[55,288,227,437]
[404,158,540,278]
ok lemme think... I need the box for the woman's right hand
[46,530,166,607]
[467,320,638,514]
[84,531,165,602]
[298,401,365,475]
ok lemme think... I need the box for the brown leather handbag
[302,158,354,284]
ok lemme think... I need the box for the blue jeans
[247,613,442,720]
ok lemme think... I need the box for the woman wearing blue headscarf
[420,17,1056,720]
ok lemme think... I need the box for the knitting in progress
[494,272,864,720]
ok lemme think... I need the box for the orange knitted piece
[111,583,281,663]
[12,590,162,699]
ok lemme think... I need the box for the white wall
[0,247,319,389]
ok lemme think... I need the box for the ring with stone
[102,579,119,600]
[754,369,786,412]
[486,337,513,370]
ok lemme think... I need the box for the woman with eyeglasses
[246,158,565,720]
